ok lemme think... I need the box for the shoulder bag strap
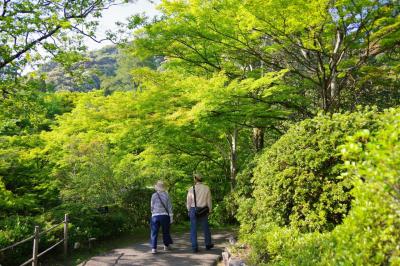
[193,185,197,209]
[156,192,169,216]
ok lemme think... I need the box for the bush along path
[78,231,232,266]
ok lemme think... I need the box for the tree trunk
[329,69,339,110]
[229,128,238,190]
[252,127,264,152]
[328,28,344,111]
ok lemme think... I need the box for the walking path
[79,231,231,266]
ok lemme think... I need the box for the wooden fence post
[64,214,68,261]
[32,226,39,266]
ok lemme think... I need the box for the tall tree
[134,0,400,112]
[131,68,299,187]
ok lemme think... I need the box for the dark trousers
[189,207,212,250]
[150,215,173,249]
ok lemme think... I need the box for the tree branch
[0,26,61,69]
[1,0,10,17]
[71,25,116,44]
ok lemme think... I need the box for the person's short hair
[193,173,202,181]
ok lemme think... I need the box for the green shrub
[238,107,400,265]
[120,186,153,229]
[250,109,380,233]
[0,216,37,265]
[327,108,400,264]
[209,195,239,226]
[0,186,153,265]
[49,186,152,243]
[0,215,66,266]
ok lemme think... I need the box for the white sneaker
[164,245,171,251]
[151,248,157,254]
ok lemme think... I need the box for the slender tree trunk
[322,95,327,111]
[252,53,266,153]
[229,128,238,190]
[328,28,344,111]
[252,127,264,152]
[329,69,339,110]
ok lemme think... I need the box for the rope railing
[0,214,69,266]
[37,239,64,258]
[19,258,34,266]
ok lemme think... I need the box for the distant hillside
[40,45,160,93]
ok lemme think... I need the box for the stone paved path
[78,231,231,266]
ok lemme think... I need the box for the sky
[86,0,160,51]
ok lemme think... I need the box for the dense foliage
[1,0,399,265]
[238,108,400,265]
[135,0,400,112]
[249,110,380,233]
[0,86,152,265]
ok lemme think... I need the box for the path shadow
[80,231,231,266]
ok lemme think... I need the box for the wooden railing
[0,214,69,266]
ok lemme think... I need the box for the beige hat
[193,173,202,181]
[154,180,165,191]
